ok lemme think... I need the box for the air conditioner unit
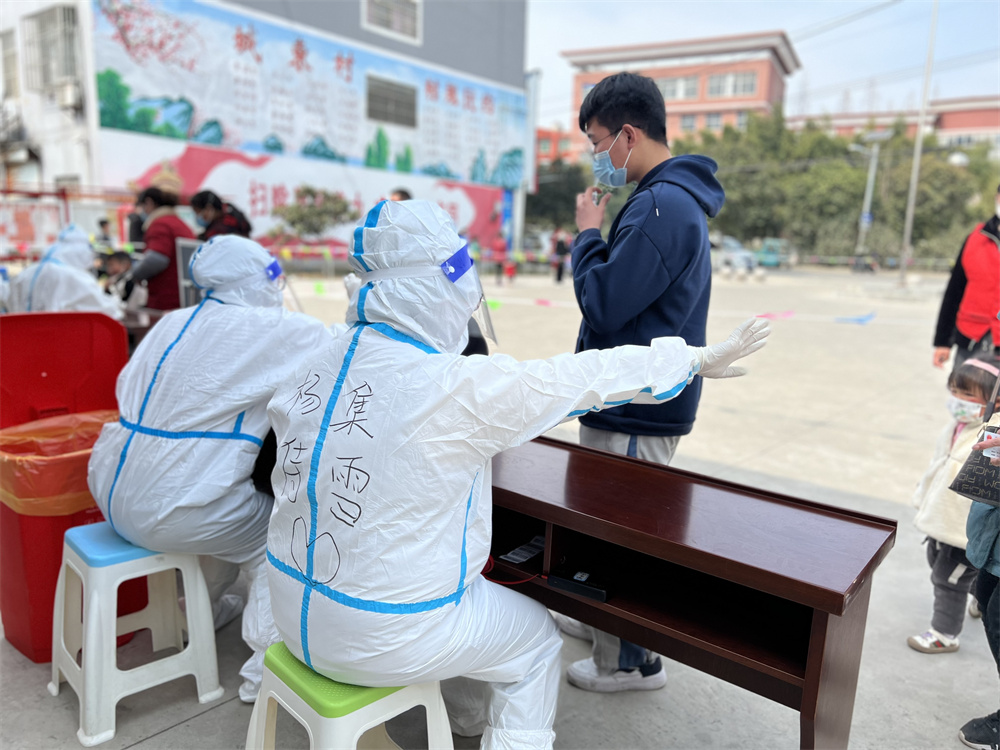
[56,81,79,110]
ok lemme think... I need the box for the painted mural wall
[92,0,526,249]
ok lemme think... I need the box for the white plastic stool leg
[77,564,120,746]
[142,569,183,653]
[420,684,455,750]
[174,556,224,703]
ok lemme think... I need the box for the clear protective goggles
[358,243,497,346]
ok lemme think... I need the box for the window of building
[361,0,422,45]
[1,30,18,99]
[657,75,699,101]
[680,76,699,99]
[706,113,721,131]
[22,5,78,91]
[558,138,570,153]
[581,82,596,101]
[538,139,551,155]
[736,111,748,130]
[366,75,417,127]
[680,115,696,132]
[707,72,758,99]
[657,77,678,100]
[734,72,757,96]
[707,74,727,98]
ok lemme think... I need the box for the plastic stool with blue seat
[247,641,454,750]
[48,521,224,746]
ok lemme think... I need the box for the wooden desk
[490,437,896,749]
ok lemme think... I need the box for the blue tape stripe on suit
[357,283,371,324]
[25,252,61,311]
[566,374,692,418]
[454,475,477,606]
[106,298,210,531]
[356,322,438,354]
[118,417,263,447]
[351,201,384,273]
[269,550,467,615]
[300,325,364,668]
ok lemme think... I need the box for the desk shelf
[490,507,811,695]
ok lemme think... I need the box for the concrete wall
[229,0,527,88]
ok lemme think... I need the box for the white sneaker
[550,611,592,641]
[566,656,667,693]
[907,627,960,653]
[970,599,982,619]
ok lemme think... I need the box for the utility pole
[850,130,892,259]
[899,0,939,287]
[512,69,541,256]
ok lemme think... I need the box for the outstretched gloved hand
[689,317,771,379]
[343,272,362,300]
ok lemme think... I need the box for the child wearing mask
[909,357,1000,653]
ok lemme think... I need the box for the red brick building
[535,126,584,167]
[562,31,801,148]
[785,96,1000,155]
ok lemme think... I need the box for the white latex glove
[688,317,771,379]
[343,272,362,300]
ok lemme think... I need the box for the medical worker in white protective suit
[7,224,122,320]
[88,235,335,702]
[264,200,770,750]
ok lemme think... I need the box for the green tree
[271,186,360,239]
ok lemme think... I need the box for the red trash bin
[0,410,147,663]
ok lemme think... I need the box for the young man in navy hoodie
[561,72,725,693]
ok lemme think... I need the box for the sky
[525,0,1000,131]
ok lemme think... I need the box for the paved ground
[3,267,997,749]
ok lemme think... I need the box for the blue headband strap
[265,259,283,281]
[441,244,472,283]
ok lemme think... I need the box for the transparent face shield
[357,243,498,346]
[442,244,498,346]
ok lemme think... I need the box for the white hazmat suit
[7,225,122,320]
[88,235,335,701]
[265,200,769,749]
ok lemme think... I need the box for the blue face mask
[195,214,209,228]
[591,130,632,188]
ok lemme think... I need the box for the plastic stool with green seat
[246,642,454,749]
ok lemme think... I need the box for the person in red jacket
[933,184,1000,369]
[190,190,253,241]
[130,187,196,310]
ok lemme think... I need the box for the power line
[537,0,910,120]
[791,0,903,42]
[803,48,999,100]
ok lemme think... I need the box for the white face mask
[995,202,1000,220]
[947,395,984,423]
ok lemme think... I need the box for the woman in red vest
[933,184,1000,369]
[130,187,196,310]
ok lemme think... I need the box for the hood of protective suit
[45,224,95,271]
[347,200,481,354]
[190,235,284,307]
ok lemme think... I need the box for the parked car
[712,236,756,272]
[755,238,797,269]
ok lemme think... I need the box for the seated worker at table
[87,236,335,703]
[7,224,123,320]
[129,187,196,311]
[264,199,770,749]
